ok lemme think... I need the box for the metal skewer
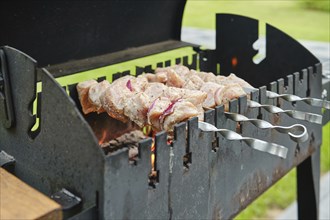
[266,90,330,109]
[224,112,308,143]
[247,100,322,124]
[198,121,288,159]
[243,87,330,109]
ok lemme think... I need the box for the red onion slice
[159,99,181,123]
[147,98,158,115]
[126,79,133,91]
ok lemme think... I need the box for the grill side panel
[0,46,105,218]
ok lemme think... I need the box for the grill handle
[198,121,288,159]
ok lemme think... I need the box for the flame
[98,130,107,145]
[151,150,155,170]
[150,130,157,175]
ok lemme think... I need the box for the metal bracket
[51,188,82,218]
[0,49,14,128]
[0,150,15,173]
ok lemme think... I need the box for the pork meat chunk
[143,72,167,83]
[155,64,190,78]
[144,83,167,101]
[77,79,98,114]
[215,83,247,111]
[88,80,111,113]
[200,82,224,108]
[147,97,172,131]
[163,100,199,132]
[183,74,205,90]
[221,73,254,88]
[100,82,132,122]
[123,92,151,128]
[165,87,207,107]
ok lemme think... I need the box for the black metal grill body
[0,2,325,220]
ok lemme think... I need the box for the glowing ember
[98,130,107,145]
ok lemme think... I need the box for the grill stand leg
[297,147,320,220]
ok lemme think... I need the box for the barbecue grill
[0,1,328,219]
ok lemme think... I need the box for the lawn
[182,0,330,42]
[182,1,330,219]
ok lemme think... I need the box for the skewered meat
[144,83,167,101]
[165,87,204,106]
[155,65,191,88]
[215,83,247,111]
[88,80,110,113]
[166,69,185,88]
[143,72,167,83]
[155,64,190,78]
[77,64,253,133]
[200,82,224,108]
[77,79,98,114]
[147,97,172,131]
[100,77,133,123]
[130,75,149,92]
[183,74,205,90]
[144,83,207,108]
[123,92,150,128]
[216,73,253,88]
[163,100,199,132]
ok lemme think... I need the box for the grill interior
[0,2,324,219]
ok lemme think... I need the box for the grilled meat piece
[77,79,98,114]
[100,77,133,122]
[147,97,172,131]
[123,92,151,128]
[215,83,247,111]
[144,83,167,101]
[200,82,224,108]
[167,69,185,88]
[88,80,111,113]
[155,64,190,78]
[183,74,205,90]
[217,73,253,88]
[100,75,148,123]
[165,87,207,107]
[155,65,190,88]
[144,83,207,108]
[163,100,199,132]
[130,75,149,92]
[143,72,168,83]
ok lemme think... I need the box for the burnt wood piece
[100,130,145,158]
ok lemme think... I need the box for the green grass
[321,121,330,173]
[183,0,330,42]
[300,0,330,12]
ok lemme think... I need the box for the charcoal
[100,130,145,159]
